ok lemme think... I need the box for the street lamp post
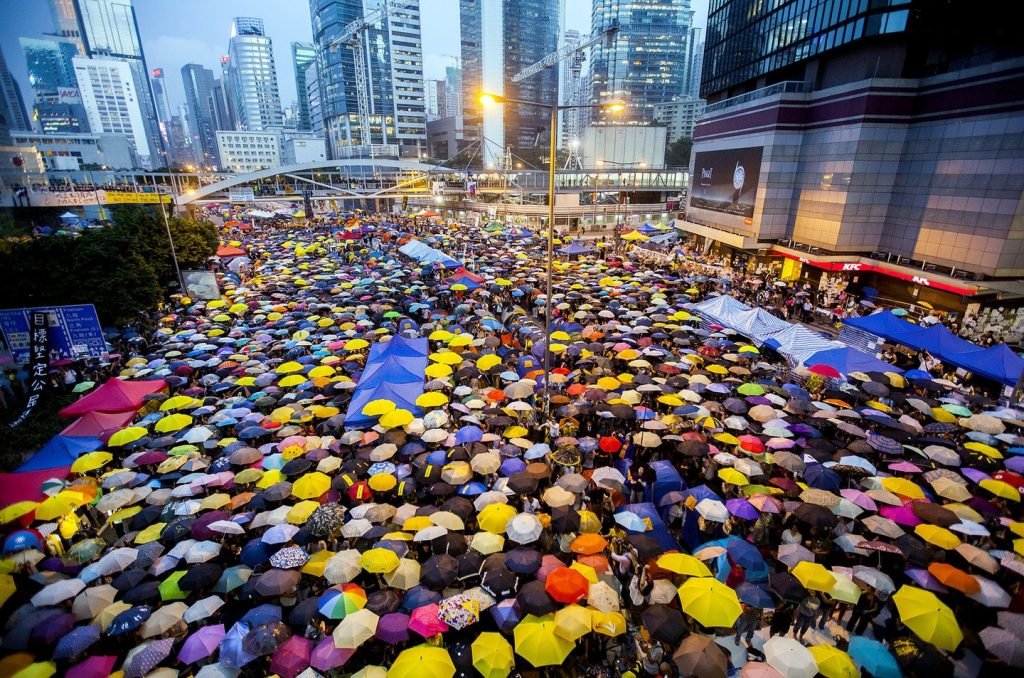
[480,93,624,411]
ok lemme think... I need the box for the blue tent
[844,310,918,338]
[901,324,985,358]
[398,240,462,268]
[621,503,680,552]
[636,223,661,234]
[18,435,102,472]
[804,346,903,375]
[344,336,429,428]
[953,343,1024,386]
[557,240,595,255]
[761,325,842,365]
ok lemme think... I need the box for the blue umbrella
[457,481,488,496]
[107,605,153,635]
[455,426,483,443]
[220,621,258,669]
[735,582,773,608]
[402,585,442,610]
[702,536,769,582]
[53,624,101,660]
[804,463,841,491]
[848,636,901,678]
[240,539,273,568]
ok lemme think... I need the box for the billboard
[0,304,107,364]
[689,147,763,218]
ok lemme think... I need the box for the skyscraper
[0,47,30,139]
[444,65,463,119]
[426,80,445,121]
[309,0,427,157]
[305,62,322,137]
[181,64,219,168]
[73,0,165,166]
[73,56,150,167]
[209,77,233,133]
[588,0,694,122]
[48,0,84,53]
[225,17,283,132]
[687,38,704,99]
[20,38,79,96]
[460,0,560,165]
[291,42,316,132]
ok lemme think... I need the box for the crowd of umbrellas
[2,213,1024,678]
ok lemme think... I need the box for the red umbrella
[737,435,764,454]
[566,384,587,396]
[544,566,589,604]
[598,437,622,454]
[807,364,841,378]
[270,636,313,678]
[347,482,373,502]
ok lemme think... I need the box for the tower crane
[327,0,418,149]
[512,22,619,169]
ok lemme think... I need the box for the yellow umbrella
[388,645,455,678]
[430,351,464,365]
[657,553,712,577]
[880,477,924,499]
[914,524,961,550]
[930,407,957,423]
[362,399,397,417]
[514,614,576,667]
[154,413,193,433]
[415,392,449,408]
[892,585,963,651]
[292,472,331,500]
[276,361,304,374]
[809,645,859,678]
[71,451,113,474]
[472,631,514,678]
[403,516,434,531]
[792,562,837,592]
[503,426,528,439]
[369,474,397,492]
[717,468,749,486]
[478,503,517,534]
[429,330,453,341]
[0,573,15,607]
[0,502,38,525]
[199,493,231,510]
[256,469,285,489]
[678,577,742,627]
[107,426,148,447]
[278,374,308,388]
[380,409,414,429]
[345,338,370,351]
[308,365,336,379]
[35,491,86,521]
[135,522,166,544]
[477,354,502,371]
[980,478,1021,501]
[706,364,728,376]
[303,550,335,577]
[287,500,320,525]
[11,661,56,678]
[361,548,400,573]
[553,604,592,642]
[596,376,621,390]
[425,363,454,378]
[160,395,198,411]
[965,441,1003,460]
[107,506,141,525]
[448,334,473,348]
[591,610,627,636]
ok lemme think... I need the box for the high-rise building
[444,65,463,119]
[686,32,704,99]
[73,0,165,166]
[309,0,427,157]
[291,42,316,132]
[209,76,233,133]
[652,97,704,142]
[72,56,150,167]
[589,0,693,123]
[305,62,322,137]
[225,17,284,132]
[19,38,87,134]
[48,0,85,53]
[426,79,445,121]
[0,47,31,137]
[460,0,561,165]
[181,64,219,168]
[685,0,1024,301]
[150,67,174,158]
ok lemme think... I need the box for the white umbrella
[208,520,246,535]
[31,578,86,607]
[969,577,1011,608]
[695,499,728,523]
[505,513,543,544]
[324,550,363,584]
[185,540,222,563]
[184,595,225,624]
[980,627,1024,667]
[341,518,373,539]
[777,543,815,568]
[764,636,817,678]
[474,491,509,511]
[591,467,626,491]
[73,584,118,620]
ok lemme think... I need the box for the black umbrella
[432,532,468,557]
[794,503,838,529]
[895,534,933,567]
[516,580,556,616]
[439,496,475,521]
[243,621,291,656]
[107,605,153,636]
[549,506,581,533]
[254,568,301,597]
[506,473,539,494]
[306,503,346,537]
[160,516,196,543]
[365,589,402,615]
[287,598,319,628]
[121,581,161,604]
[421,554,459,589]
[769,572,808,603]
[457,550,484,579]
[112,568,149,592]
[641,604,688,645]
[627,534,662,560]
[504,547,543,575]
[677,440,710,457]
[480,563,519,598]
[180,563,224,591]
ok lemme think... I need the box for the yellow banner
[103,190,171,204]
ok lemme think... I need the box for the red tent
[445,267,485,284]
[60,410,137,442]
[58,379,167,418]
[0,467,70,507]
[216,245,247,258]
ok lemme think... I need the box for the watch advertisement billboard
[689,147,763,218]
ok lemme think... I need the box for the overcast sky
[1,0,707,114]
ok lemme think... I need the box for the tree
[665,136,693,168]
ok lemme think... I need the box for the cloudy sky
[2,0,707,113]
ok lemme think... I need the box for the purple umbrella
[961,467,991,484]
[725,498,759,520]
[1006,457,1024,474]
[376,612,412,644]
[32,611,76,645]
[269,635,312,678]
[178,624,226,664]
[191,510,230,540]
[905,568,950,593]
[124,638,176,678]
[310,636,355,671]
[879,505,921,526]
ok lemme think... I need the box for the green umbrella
[214,565,253,593]
[383,311,402,319]
[72,381,96,393]
[941,403,973,417]
[737,383,765,396]
[160,571,191,601]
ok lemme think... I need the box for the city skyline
[1,0,708,118]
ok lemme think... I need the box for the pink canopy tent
[60,410,138,442]
[58,379,166,418]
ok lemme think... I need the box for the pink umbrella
[67,656,118,678]
[409,603,449,637]
[889,461,923,474]
[536,554,565,581]
[748,494,781,513]
[310,636,355,671]
[879,505,921,526]
[270,636,313,678]
[840,489,877,511]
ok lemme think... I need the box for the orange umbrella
[545,567,590,604]
[927,563,980,594]
[577,554,611,574]
[487,390,506,402]
[570,534,608,556]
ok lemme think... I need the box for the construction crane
[327,0,418,149]
[512,22,619,169]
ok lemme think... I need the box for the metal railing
[703,81,812,114]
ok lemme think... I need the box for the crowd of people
[1,212,1023,678]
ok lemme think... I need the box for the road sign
[0,304,107,364]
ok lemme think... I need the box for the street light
[480,92,625,409]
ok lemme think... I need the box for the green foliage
[0,391,76,471]
[0,206,218,326]
[665,136,693,168]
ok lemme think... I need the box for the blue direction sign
[0,304,107,364]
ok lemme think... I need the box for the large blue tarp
[762,325,843,365]
[804,346,904,375]
[18,435,102,472]
[900,324,985,358]
[398,240,461,268]
[344,336,429,428]
[621,502,680,553]
[953,343,1024,386]
[844,310,917,338]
